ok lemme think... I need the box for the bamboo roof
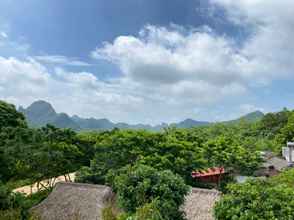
[31,183,219,220]
[182,188,220,220]
[30,182,113,220]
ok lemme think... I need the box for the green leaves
[78,129,207,186]
[275,112,294,146]
[0,183,13,210]
[107,164,190,220]
[0,101,27,131]
[77,127,262,189]
[203,136,262,175]
[214,170,294,220]
[0,121,87,184]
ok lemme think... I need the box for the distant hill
[19,101,164,130]
[71,115,113,130]
[225,111,264,124]
[171,119,210,128]
[240,111,265,122]
[19,101,80,130]
[19,100,264,131]
[19,100,56,126]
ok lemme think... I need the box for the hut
[30,182,114,220]
[31,183,220,220]
[182,187,220,220]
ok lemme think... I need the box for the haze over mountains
[19,100,264,131]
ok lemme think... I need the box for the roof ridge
[55,182,110,189]
[191,187,220,195]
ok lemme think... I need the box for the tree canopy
[0,101,27,130]
[214,169,294,220]
[2,99,294,219]
[107,164,190,220]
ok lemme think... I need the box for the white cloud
[239,104,264,115]
[0,32,8,39]
[0,56,146,123]
[89,1,293,123]
[92,26,247,87]
[93,18,293,90]
[34,55,91,66]
[0,55,237,124]
[0,57,49,87]
[0,57,50,104]
[54,68,99,89]
[211,0,294,81]
[91,25,251,114]
[1,0,293,124]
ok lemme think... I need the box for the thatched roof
[32,183,219,220]
[30,182,113,220]
[182,188,220,220]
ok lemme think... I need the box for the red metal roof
[192,167,225,178]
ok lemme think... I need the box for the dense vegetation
[0,101,93,219]
[75,126,263,187]
[106,164,190,219]
[214,169,294,220]
[1,100,294,219]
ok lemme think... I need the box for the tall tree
[0,101,27,130]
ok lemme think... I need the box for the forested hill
[19,100,264,130]
[224,111,265,124]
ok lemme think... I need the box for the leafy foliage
[0,125,87,184]
[107,164,189,220]
[102,207,117,220]
[258,109,289,137]
[0,183,13,210]
[203,136,262,175]
[2,99,294,219]
[132,200,164,220]
[214,170,294,220]
[0,181,50,219]
[0,101,27,131]
[77,128,262,186]
[0,208,22,220]
[275,112,294,146]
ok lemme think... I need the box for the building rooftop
[31,183,220,220]
[182,188,220,220]
[263,155,289,171]
[30,182,113,220]
[192,167,225,178]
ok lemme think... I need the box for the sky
[0,0,294,124]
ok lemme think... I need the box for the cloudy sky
[0,0,293,124]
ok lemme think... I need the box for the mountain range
[19,100,264,131]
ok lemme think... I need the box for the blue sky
[0,0,293,124]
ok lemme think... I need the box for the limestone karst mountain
[19,100,264,130]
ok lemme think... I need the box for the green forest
[1,100,294,219]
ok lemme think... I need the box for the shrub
[75,166,102,184]
[0,183,12,210]
[214,179,294,220]
[107,164,190,220]
[0,187,51,220]
[133,200,163,220]
[102,207,117,220]
[0,209,21,220]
